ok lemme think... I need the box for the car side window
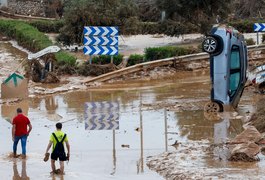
[229,46,241,98]
[230,47,240,69]
[230,72,240,93]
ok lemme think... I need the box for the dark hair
[56,122,62,129]
[17,108,22,113]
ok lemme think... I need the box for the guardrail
[84,44,265,84]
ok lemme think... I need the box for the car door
[229,45,241,100]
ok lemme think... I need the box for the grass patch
[0,19,75,66]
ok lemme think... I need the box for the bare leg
[51,159,56,173]
[59,161,64,174]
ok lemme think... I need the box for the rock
[228,126,262,144]
[228,142,260,162]
[121,144,130,148]
[227,126,263,162]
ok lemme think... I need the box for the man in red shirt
[12,108,32,158]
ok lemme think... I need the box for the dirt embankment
[249,98,265,133]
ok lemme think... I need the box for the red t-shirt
[12,114,30,136]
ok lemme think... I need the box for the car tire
[202,36,218,53]
[204,101,222,113]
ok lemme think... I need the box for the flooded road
[0,41,263,180]
[0,71,210,180]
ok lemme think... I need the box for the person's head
[56,122,62,130]
[16,108,22,114]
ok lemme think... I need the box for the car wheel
[202,36,218,53]
[204,101,221,113]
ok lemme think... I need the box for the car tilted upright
[202,25,248,112]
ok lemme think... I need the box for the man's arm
[45,141,53,153]
[12,124,16,141]
[27,123,32,135]
[66,141,70,159]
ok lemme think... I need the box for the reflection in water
[1,100,29,123]
[137,98,144,174]
[177,110,244,142]
[111,130,116,176]
[45,96,58,114]
[29,97,42,109]
[51,174,64,180]
[177,110,215,141]
[214,119,230,144]
[212,118,231,162]
[13,160,30,180]
[164,109,168,152]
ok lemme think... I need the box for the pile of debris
[227,126,263,162]
[27,55,59,83]
[78,63,118,76]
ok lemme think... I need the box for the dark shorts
[51,151,67,161]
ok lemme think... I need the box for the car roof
[211,24,244,40]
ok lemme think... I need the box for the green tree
[58,0,138,45]
[156,0,232,34]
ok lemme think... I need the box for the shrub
[91,55,123,66]
[28,20,64,33]
[229,19,265,33]
[145,46,199,61]
[228,20,253,33]
[127,54,145,66]
[245,38,255,46]
[55,51,76,66]
[140,22,160,34]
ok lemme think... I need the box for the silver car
[202,25,248,112]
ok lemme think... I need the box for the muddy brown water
[0,41,264,179]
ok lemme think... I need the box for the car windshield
[229,46,241,98]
